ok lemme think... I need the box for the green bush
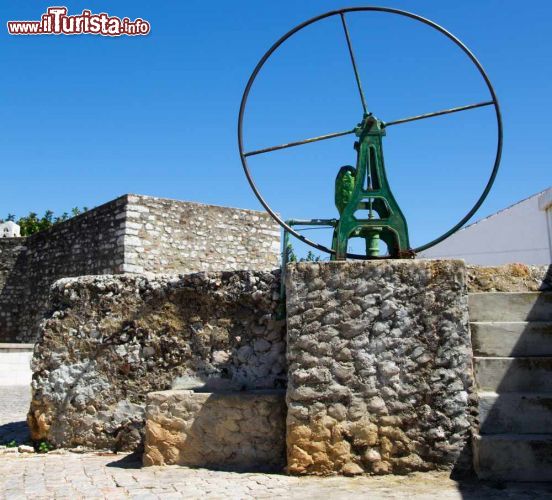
[37,441,53,453]
[1,207,89,236]
[284,241,322,263]
[302,251,321,262]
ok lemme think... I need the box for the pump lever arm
[339,13,368,115]
[243,128,355,157]
[384,100,494,127]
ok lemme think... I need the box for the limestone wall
[0,239,26,288]
[28,271,285,451]
[466,263,552,292]
[0,239,27,338]
[0,196,126,342]
[0,194,280,343]
[22,258,552,470]
[122,195,280,274]
[285,260,475,476]
[143,389,286,471]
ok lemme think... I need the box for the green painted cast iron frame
[332,115,410,259]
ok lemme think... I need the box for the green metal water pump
[238,7,502,261]
[333,114,410,259]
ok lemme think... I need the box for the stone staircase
[470,292,552,481]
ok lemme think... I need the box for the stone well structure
[28,259,550,474]
[285,260,475,475]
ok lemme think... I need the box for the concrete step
[0,343,34,353]
[469,292,552,322]
[473,434,552,481]
[471,321,552,357]
[474,357,552,393]
[479,392,552,434]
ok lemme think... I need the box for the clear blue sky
[0,1,550,256]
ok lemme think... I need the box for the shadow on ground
[106,450,143,469]
[456,478,552,499]
[0,420,29,444]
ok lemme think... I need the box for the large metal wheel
[238,6,503,258]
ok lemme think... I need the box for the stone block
[471,321,552,357]
[473,434,552,481]
[143,389,286,471]
[469,292,552,322]
[28,271,285,451]
[285,260,474,475]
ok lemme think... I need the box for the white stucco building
[0,221,20,238]
[420,187,552,265]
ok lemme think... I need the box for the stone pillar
[285,260,475,475]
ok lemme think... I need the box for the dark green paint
[332,115,411,259]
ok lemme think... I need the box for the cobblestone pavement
[2,453,552,500]
[2,385,552,499]
[0,386,31,445]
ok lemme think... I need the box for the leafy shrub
[37,441,53,453]
[1,207,89,236]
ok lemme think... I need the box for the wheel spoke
[384,100,494,127]
[243,129,355,157]
[340,13,368,115]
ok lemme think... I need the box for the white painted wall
[420,188,552,265]
[0,346,33,386]
[0,221,20,238]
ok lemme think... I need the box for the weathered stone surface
[28,271,285,451]
[143,389,286,471]
[0,196,127,343]
[123,194,280,275]
[0,194,280,343]
[285,260,475,476]
[467,263,551,292]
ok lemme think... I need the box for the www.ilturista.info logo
[7,7,151,36]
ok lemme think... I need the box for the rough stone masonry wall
[0,239,27,338]
[285,260,474,476]
[0,194,280,343]
[467,263,552,292]
[122,195,280,274]
[0,196,126,342]
[143,390,286,471]
[28,271,285,451]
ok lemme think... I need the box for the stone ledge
[467,263,552,292]
[143,389,286,471]
[0,343,34,352]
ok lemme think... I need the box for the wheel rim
[238,6,503,258]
